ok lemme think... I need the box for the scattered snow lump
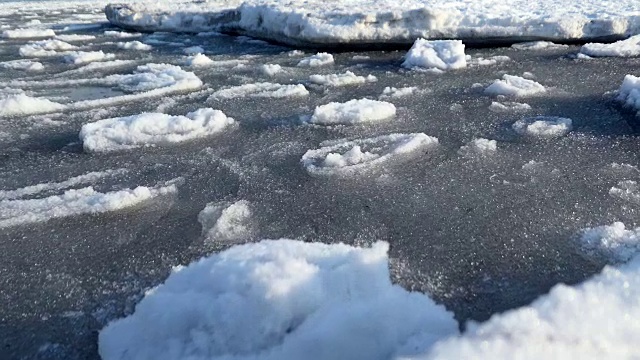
[55,34,96,42]
[581,35,640,57]
[402,39,466,70]
[2,28,55,39]
[98,240,457,360]
[302,133,438,175]
[485,75,546,97]
[117,41,153,51]
[183,53,214,67]
[80,108,234,152]
[379,86,420,99]
[63,51,115,65]
[467,55,511,66]
[458,138,497,157]
[260,63,282,76]
[209,83,309,100]
[580,222,640,263]
[0,60,44,72]
[309,99,396,125]
[297,52,334,67]
[309,71,377,87]
[198,200,254,243]
[0,94,65,117]
[616,74,640,116]
[489,101,532,112]
[0,184,176,228]
[512,116,572,138]
[107,63,202,93]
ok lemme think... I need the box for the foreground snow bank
[402,39,466,70]
[99,240,457,360]
[302,133,438,175]
[80,108,234,152]
[309,99,396,125]
[105,0,640,46]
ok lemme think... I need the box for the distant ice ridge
[80,108,233,152]
[209,82,309,100]
[308,99,396,125]
[580,35,640,57]
[402,39,466,71]
[98,240,457,360]
[309,71,377,87]
[616,75,640,116]
[198,200,254,243]
[105,0,640,46]
[2,28,55,39]
[302,133,438,175]
[0,184,176,228]
[0,94,65,117]
[512,116,573,138]
[485,75,546,97]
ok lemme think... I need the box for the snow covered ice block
[402,39,466,70]
[308,99,396,125]
[580,35,640,57]
[80,108,235,152]
[183,53,214,67]
[0,94,65,117]
[616,74,640,116]
[485,75,546,97]
[98,240,457,360]
[302,133,438,175]
[512,116,572,138]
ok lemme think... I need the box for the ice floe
[103,30,141,38]
[19,39,76,57]
[0,184,176,228]
[209,82,309,100]
[2,28,55,39]
[616,75,640,116]
[309,71,377,87]
[117,41,153,51]
[260,63,282,76]
[458,138,498,157]
[485,75,546,97]
[308,99,396,125]
[512,116,573,138]
[580,222,640,262]
[402,39,466,70]
[0,60,44,72]
[55,34,96,42]
[580,35,640,57]
[183,53,214,67]
[63,51,115,65]
[98,240,457,360]
[489,101,532,113]
[0,94,65,117]
[198,200,254,243]
[297,52,334,67]
[302,133,438,175]
[80,108,234,152]
[379,86,421,99]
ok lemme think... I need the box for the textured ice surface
[309,71,377,87]
[209,82,309,100]
[512,116,573,138]
[581,35,640,57]
[198,200,254,243]
[0,94,65,117]
[80,108,235,152]
[485,75,547,97]
[117,41,153,51]
[302,133,438,175]
[98,240,457,360]
[402,39,466,70]
[309,99,396,125]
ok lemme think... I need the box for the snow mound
[379,87,420,99]
[489,101,531,112]
[105,1,640,46]
[511,41,567,50]
[198,200,254,243]
[581,35,640,57]
[302,133,438,175]
[80,108,234,152]
[260,64,282,76]
[402,39,466,70]
[117,41,153,51]
[485,75,546,97]
[0,184,176,228]
[309,99,396,125]
[209,82,309,100]
[183,53,214,67]
[0,94,65,117]
[98,240,457,360]
[2,28,55,39]
[580,222,640,262]
[512,116,572,138]
[0,60,44,72]
[297,52,334,67]
[458,138,497,157]
[63,51,115,65]
[19,39,76,57]
[616,74,640,116]
[309,71,377,87]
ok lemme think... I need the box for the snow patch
[183,53,214,67]
[309,99,396,125]
[379,86,420,99]
[616,74,640,117]
[63,51,115,65]
[489,101,532,112]
[580,222,640,262]
[183,46,205,55]
[511,41,567,50]
[260,63,282,76]
[402,39,466,70]
[0,60,44,72]
[19,39,76,57]
[581,35,640,57]
[2,28,55,39]
[458,138,497,157]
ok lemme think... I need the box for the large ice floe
[80,108,235,152]
[308,99,396,125]
[485,75,547,97]
[105,0,640,46]
[402,39,466,71]
[512,116,573,138]
[301,133,438,175]
[98,240,458,360]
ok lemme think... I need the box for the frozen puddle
[80,108,235,152]
[301,133,438,175]
[0,184,176,228]
[512,116,573,138]
[308,99,396,125]
[98,240,457,360]
[209,82,309,100]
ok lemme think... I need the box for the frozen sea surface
[2,2,640,360]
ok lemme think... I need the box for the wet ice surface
[2,6,640,360]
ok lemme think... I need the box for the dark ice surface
[2,7,640,360]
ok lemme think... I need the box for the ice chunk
[0,60,44,72]
[580,222,640,262]
[458,138,497,157]
[468,55,511,66]
[108,63,202,93]
[198,200,254,243]
[19,39,76,57]
[63,51,115,65]
[183,53,214,67]
[302,133,438,175]
[117,41,153,51]
[512,116,572,138]
[103,30,142,38]
[616,74,640,116]
[2,28,55,39]
[98,240,457,360]
[209,82,309,100]
[260,63,282,76]
[581,35,640,57]
[183,45,205,55]
[485,75,546,97]
[489,101,532,112]
[309,71,376,87]
[379,86,420,99]
[402,39,466,70]
[80,108,234,152]
[55,34,96,42]
[0,184,176,228]
[0,94,65,117]
[309,99,396,125]
[297,52,334,67]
